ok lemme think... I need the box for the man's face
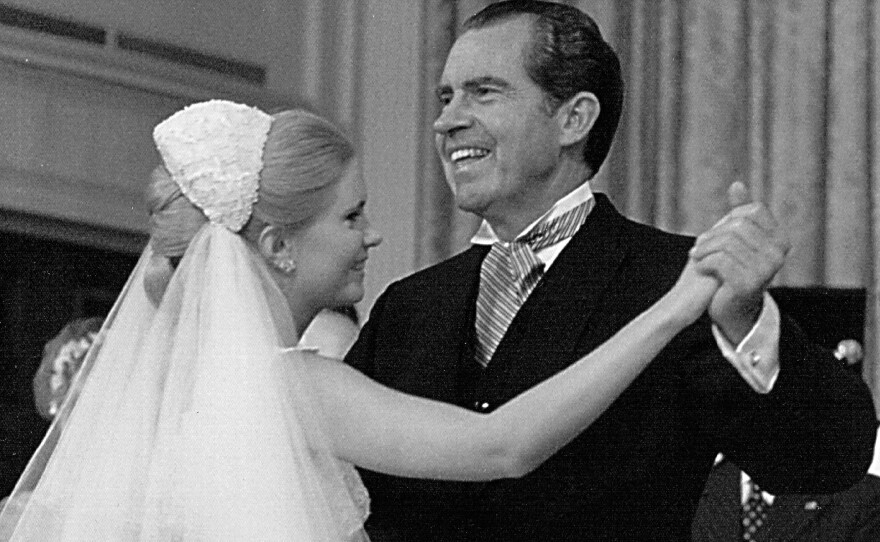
[433,17,562,226]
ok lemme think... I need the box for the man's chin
[452,191,489,217]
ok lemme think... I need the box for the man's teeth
[451,148,490,162]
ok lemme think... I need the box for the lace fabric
[153,100,271,232]
[0,224,369,541]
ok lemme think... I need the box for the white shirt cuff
[711,292,780,394]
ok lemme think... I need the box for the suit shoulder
[623,216,695,251]
[592,192,694,253]
[613,218,695,279]
[375,246,484,301]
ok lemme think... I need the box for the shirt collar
[471,182,595,246]
[868,427,880,477]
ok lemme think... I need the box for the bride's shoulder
[280,345,346,361]
[278,347,371,402]
[280,346,330,367]
[279,347,358,378]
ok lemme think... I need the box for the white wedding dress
[0,224,369,541]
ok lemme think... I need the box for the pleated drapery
[417,0,880,408]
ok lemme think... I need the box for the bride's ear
[257,225,297,274]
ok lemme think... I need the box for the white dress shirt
[740,470,776,505]
[868,427,880,477]
[471,182,781,393]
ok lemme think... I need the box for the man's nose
[433,95,471,136]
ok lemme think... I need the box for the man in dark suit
[693,342,880,542]
[692,440,880,542]
[345,2,877,540]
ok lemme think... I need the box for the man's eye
[474,87,496,98]
[346,211,362,222]
[437,92,452,105]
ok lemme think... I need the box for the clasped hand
[683,182,790,343]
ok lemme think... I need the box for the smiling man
[345,2,878,541]
[433,14,583,240]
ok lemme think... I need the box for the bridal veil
[0,101,369,541]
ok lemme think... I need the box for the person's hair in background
[143,108,356,307]
[32,317,104,420]
[462,0,624,177]
[834,338,865,375]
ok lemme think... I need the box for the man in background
[693,443,880,542]
[32,317,103,420]
[1,316,103,538]
[693,340,880,542]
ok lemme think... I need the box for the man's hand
[689,182,790,344]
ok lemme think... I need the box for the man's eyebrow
[435,76,512,97]
[462,76,511,91]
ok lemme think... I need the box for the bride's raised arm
[303,259,717,481]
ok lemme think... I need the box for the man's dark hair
[463,0,624,177]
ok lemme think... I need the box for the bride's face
[288,159,382,314]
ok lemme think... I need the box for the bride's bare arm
[302,262,717,481]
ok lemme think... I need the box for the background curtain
[417,0,880,408]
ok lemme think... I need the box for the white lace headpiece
[153,100,273,232]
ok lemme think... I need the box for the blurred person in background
[0,317,103,537]
[31,317,103,421]
[693,340,880,542]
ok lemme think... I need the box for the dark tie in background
[742,479,771,541]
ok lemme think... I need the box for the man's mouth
[450,147,491,167]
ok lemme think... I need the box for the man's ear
[557,91,600,148]
[257,225,296,273]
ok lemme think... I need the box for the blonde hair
[242,109,355,241]
[144,108,355,305]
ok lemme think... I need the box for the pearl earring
[276,258,295,274]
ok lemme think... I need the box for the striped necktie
[474,200,592,367]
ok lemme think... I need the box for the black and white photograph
[0,1,878,540]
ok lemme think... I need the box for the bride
[0,100,720,541]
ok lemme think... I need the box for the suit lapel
[410,245,486,402]
[693,461,744,541]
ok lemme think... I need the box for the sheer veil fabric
[0,224,369,541]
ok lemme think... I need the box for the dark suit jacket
[345,194,877,541]
[693,459,880,541]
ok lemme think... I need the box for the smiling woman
[276,158,382,330]
[0,101,385,541]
